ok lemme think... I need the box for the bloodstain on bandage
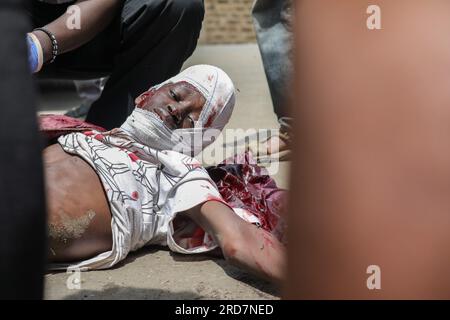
[84,131,94,136]
[131,191,139,200]
[204,108,218,128]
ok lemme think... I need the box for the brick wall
[199,0,256,44]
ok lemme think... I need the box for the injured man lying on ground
[42,65,286,283]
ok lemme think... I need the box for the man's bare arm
[185,200,286,284]
[32,0,123,63]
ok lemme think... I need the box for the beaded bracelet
[33,27,58,64]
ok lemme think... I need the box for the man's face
[135,82,206,130]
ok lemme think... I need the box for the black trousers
[0,0,46,300]
[29,0,205,129]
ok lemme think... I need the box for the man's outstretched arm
[184,200,286,284]
[31,0,122,64]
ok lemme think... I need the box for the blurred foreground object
[285,0,450,299]
[0,0,46,299]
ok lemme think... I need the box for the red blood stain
[136,89,156,109]
[84,131,94,136]
[94,134,105,141]
[39,115,106,140]
[204,108,218,127]
[205,195,225,204]
[192,227,205,238]
[205,151,288,241]
[128,152,140,162]
[131,191,139,200]
[188,237,204,248]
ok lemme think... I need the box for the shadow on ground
[63,285,203,300]
[169,251,279,297]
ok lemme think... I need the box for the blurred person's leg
[0,0,46,299]
[65,78,108,119]
[286,0,450,299]
[252,0,293,157]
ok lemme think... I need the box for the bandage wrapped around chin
[120,65,236,156]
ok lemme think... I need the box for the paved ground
[41,44,290,300]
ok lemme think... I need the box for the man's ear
[135,92,149,107]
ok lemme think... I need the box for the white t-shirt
[51,129,260,271]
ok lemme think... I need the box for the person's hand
[27,33,43,74]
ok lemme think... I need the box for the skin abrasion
[48,209,97,246]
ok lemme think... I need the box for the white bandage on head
[154,64,236,130]
[121,65,236,156]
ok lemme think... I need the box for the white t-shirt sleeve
[164,166,263,255]
[164,173,227,254]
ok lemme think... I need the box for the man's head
[121,65,236,155]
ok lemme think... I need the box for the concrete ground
[41,44,290,300]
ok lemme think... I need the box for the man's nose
[167,103,189,118]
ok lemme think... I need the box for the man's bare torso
[43,144,112,262]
